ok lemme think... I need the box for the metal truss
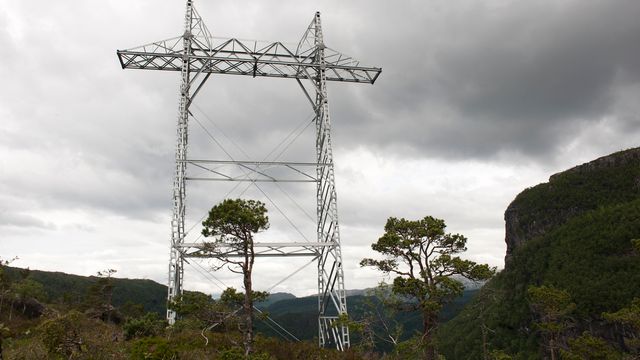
[117,0,381,351]
[117,39,380,84]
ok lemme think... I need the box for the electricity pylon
[117,0,381,350]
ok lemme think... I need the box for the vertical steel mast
[117,0,380,346]
[310,13,349,350]
[167,0,194,324]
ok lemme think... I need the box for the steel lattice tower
[117,0,380,350]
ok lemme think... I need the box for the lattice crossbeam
[117,37,381,83]
[177,242,335,258]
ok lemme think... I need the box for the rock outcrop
[504,147,640,264]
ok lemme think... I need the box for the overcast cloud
[1,0,639,296]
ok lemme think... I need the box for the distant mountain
[3,267,167,315]
[438,147,640,358]
[256,292,296,308]
[257,289,478,351]
[5,264,479,353]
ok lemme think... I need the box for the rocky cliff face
[504,147,640,264]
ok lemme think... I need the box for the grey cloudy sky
[1,0,639,296]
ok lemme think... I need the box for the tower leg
[311,11,350,350]
[167,0,194,324]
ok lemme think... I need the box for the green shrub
[38,310,86,356]
[129,337,177,360]
[124,312,166,340]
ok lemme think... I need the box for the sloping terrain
[438,147,640,359]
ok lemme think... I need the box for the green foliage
[0,322,9,336]
[168,290,229,332]
[38,310,86,356]
[123,312,166,340]
[348,283,404,351]
[201,198,271,356]
[392,336,428,360]
[36,310,125,358]
[83,269,115,311]
[440,200,640,358]
[2,336,49,359]
[221,287,269,307]
[11,278,46,303]
[2,266,168,315]
[120,301,146,319]
[217,346,246,360]
[201,198,269,240]
[129,337,177,360]
[603,298,640,353]
[603,298,640,329]
[527,285,575,332]
[361,216,494,307]
[169,291,217,319]
[527,285,575,358]
[0,321,9,356]
[216,346,274,359]
[361,215,495,358]
[489,349,514,359]
[560,332,623,360]
[507,148,640,242]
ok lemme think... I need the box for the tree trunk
[243,240,255,357]
[481,324,488,360]
[243,274,253,357]
[422,310,437,360]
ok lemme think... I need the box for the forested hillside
[438,147,640,359]
[2,267,167,315]
[1,265,476,350]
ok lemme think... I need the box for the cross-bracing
[117,0,381,350]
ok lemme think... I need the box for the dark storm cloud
[2,0,639,235]
[0,1,194,219]
[332,0,640,160]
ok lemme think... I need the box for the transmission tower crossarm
[117,38,381,83]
